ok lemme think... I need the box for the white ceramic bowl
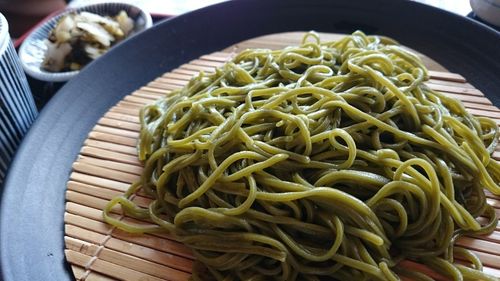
[18,2,153,82]
[470,0,500,27]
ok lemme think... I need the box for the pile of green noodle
[103,31,500,281]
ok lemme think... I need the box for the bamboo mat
[64,32,500,281]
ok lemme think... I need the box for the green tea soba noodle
[103,31,500,281]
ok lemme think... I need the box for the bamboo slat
[64,32,500,280]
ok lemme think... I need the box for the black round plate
[1,0,499,280]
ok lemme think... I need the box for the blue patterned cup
[0,12,38,184]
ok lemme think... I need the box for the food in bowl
[103,31,500,280]
[42,10,134,72]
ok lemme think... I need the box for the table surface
[68,0,474,16]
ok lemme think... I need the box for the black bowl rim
[1,0,499,280]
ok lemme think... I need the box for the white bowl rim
[0,13,10,56]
